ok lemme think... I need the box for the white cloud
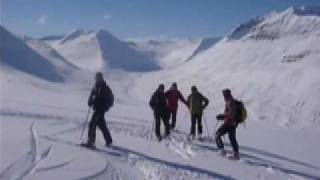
[103,13,112,21]
[38,15,47,24]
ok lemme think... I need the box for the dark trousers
[169,109,177,129]
[215,124,238,153]
[88,111,112,145]
[190,114,203,136]
[154,111,170,137]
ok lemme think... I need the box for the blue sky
[2,0,320,39]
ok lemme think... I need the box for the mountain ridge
[0,25,65,82]
[227,6,320,41]
[53,29,160,72]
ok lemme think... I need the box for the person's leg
[168,111,172,127]
[97,112,113,145]
[190,114,196,137]
[154,112,161,138]
[197,114,203,136]
[171,109,177,129]
[228,126,239,155]
[162,112,170,136]
[87,111,99,145]
[215,124,228,150]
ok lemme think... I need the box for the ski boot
[198,134,204,142]
[218,149,227,157]
[106,142,112,148]
[157,135,162,142]
[80,142,96,149]
[187,134,195,141]
[228,152,240,160]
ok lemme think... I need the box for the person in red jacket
[165,83,187,130]
[215,89,240,160]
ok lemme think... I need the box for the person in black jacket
[149,84,170,141]
[82,72,114,148]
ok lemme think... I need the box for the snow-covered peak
[186,37,221,61]
[0,25,65,82]
[59,29,94,44]
[58,29,120,46]
[288,6,320,16]
[53,28,159,72]
[25,38,79,74]
[226,17,264,40]
[94,29,121,44]
[19,34,34,41]
[227,6,320,41]
[40,34,64,41]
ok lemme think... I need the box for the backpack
[105,85,114,110]
[235,100,247,124]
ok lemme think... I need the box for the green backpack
[235,100,247,124]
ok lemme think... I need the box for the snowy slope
[1,6,320,180]
[130,39,203,68]
[228,6,320,41]
[39,34,64,45]
[134,6,320,129]
[186,37,221,61]
[53,29,160,72]
[24,39,79,75]
[2,64,320,180]
[0,26,64,82]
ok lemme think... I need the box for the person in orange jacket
[215,89,240,160]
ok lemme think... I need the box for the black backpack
[104,85,114,110]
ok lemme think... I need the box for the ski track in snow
[164,137,194,160]
[42,135,234,180]
[0,108,198,161]
[31,135,141,180]
[0,124,53,180]
[1,110,320,179]
[0,109,229,179]
[0,109,81,124]
[127,153,231,180]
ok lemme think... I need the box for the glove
[216,114,224,121]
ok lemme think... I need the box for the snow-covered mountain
[130,37,221,68]
[0,26,65,82]
[130,38,204,68]
[52,29,160,72]
[186,37,221,61]
[136,6,320,128]
[40,34,64,41]
[228,6,320,41]
[24,38,79,75]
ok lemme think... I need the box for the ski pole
[152,118,155,133]
[151,112,156,140]
[203,112,210,138]
[80,107,91,140]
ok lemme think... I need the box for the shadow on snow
[42,135,235,180]
[196,143,320,180]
